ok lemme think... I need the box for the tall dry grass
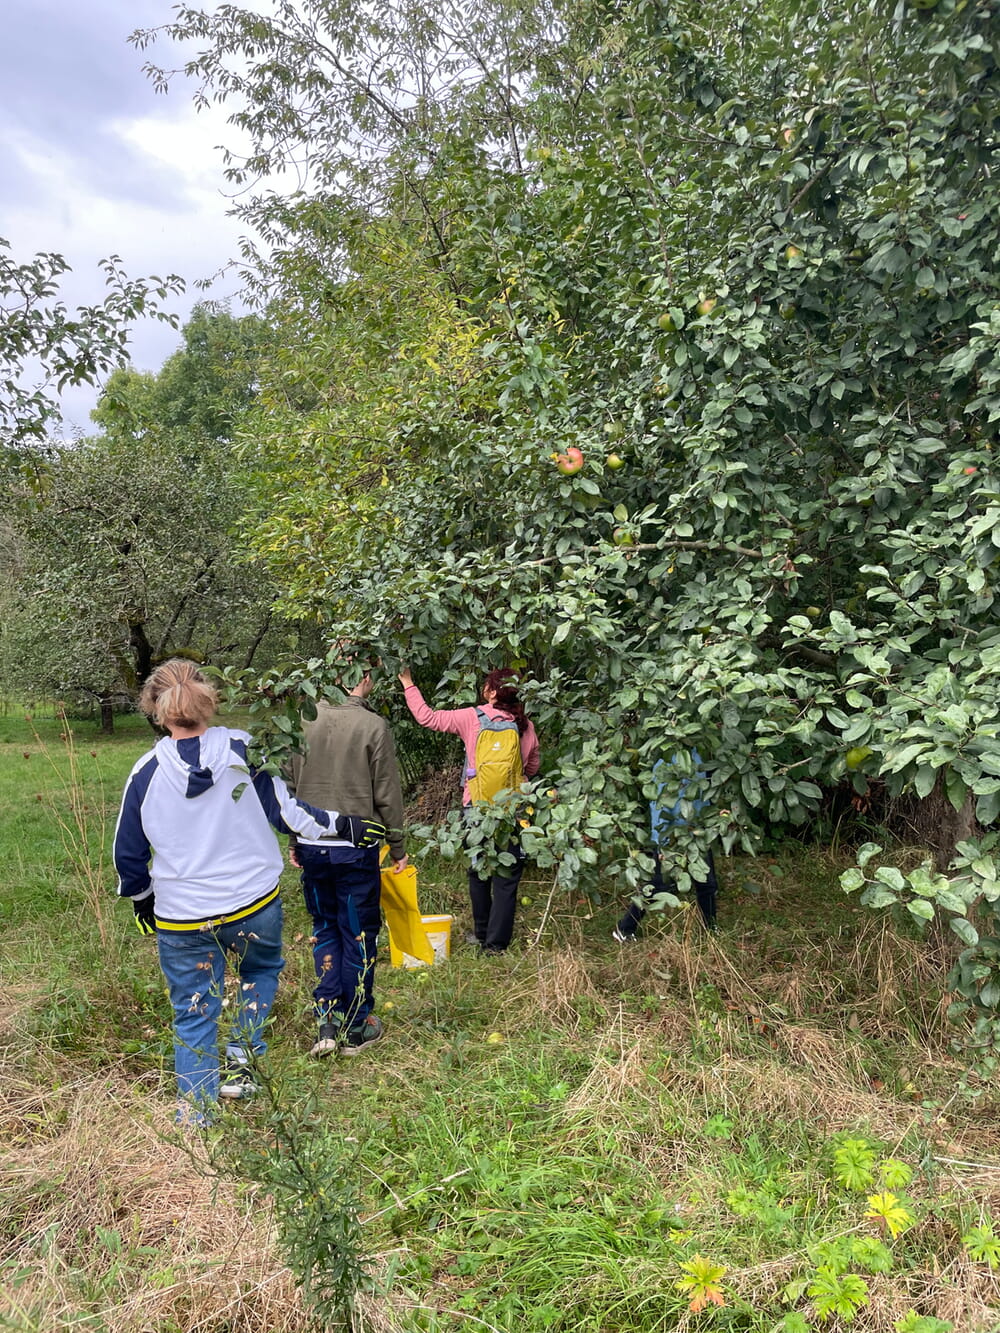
[1,986,310,1333]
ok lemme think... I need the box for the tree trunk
[99,698,115,734]
[129,618,154,690]
[891,776,978,875]
[906,776,979,968]
[925,781,978,875]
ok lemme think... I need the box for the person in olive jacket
[288,667,407,1058]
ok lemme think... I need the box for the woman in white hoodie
[113,659,384,1125]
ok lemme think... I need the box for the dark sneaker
[341,1014,383,1057]
[219,1064,258,1099]
[465,930,484,946]
[310,1021,341,1058]
[612,927,638,943]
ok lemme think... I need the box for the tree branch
[520,539,766,569]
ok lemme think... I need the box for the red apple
[556,447,584,476]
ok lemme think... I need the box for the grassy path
[1,712,998,1331]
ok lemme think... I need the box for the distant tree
[1,309,281,729]
[94,303,269,443]
[0,237,182,449]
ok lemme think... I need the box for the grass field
[2,709,999,1333]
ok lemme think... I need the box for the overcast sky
[1,0,257,432]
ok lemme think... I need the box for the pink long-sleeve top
[403,683,540,806]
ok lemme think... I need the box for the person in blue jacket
[113,658,385,1125]
[613,751,718,940]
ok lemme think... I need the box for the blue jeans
[156,897,285,1119]
[298,844,380,1030]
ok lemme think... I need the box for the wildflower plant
[675,1253,727,1313]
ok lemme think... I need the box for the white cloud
[0,2,313,437]
[0,0,282,435]
[117,105,241,203]
[4,104,256,433]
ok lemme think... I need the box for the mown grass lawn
[1,708,999,1332]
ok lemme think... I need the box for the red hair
[484,668,529,735]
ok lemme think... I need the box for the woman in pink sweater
[399,667,540,953]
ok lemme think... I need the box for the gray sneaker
[310,1021,341,1058]
[341,1014,383,1057]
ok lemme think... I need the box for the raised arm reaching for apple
[398,665,540,954]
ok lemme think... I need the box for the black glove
[334,814,387,848]
[132,895,156,936]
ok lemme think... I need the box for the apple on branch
[555,446,584,475]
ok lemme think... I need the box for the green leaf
[857,842,882,869]
[874,866,906,891]
[860,885,899,909]
[945,768,969,813]
[949,917,979,947]
[906,899,935,921]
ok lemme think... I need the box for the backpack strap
[474,706,516,732]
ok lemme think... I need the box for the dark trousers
[617,849,719,936]
[298,844,381,1029]
[468,841,526,952]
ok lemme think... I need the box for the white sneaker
[219,1065,258,1099]
[310,1021,341,1058]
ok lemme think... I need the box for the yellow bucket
[388,914,453,969]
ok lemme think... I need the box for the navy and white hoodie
[114,727,339,930]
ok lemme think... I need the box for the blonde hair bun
[139,659,218,729]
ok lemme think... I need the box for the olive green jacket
[288,698,406,860]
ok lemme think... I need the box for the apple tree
[1,309,284,727]
[148,0,1000,1062]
